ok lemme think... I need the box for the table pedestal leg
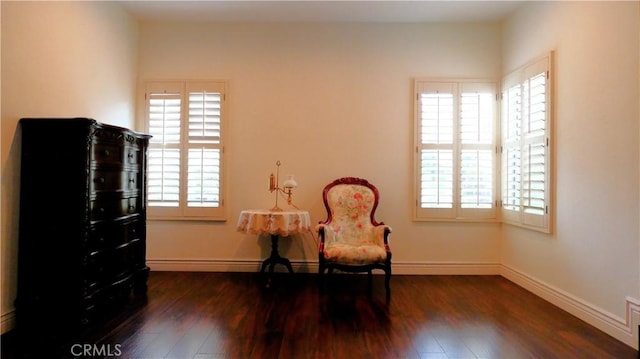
[260,234,293,287]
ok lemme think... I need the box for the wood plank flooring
[2,272,637,358]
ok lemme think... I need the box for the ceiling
[118,1,525,23]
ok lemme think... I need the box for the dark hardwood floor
[2,272,637,358]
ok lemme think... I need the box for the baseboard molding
[392,261,501,275]
[147,258,263,272]
[146,258,502,275]
[147,258,320,273]
[1,310,15,335]
[501,265,640,350]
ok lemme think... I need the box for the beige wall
[501,0,640,346]
[0,1,138,333]
[1,0,639,349]
[137,22,503,271]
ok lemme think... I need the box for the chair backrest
[320,177,382,246]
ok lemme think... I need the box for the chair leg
[384,266,391,296]
[318,261,325,293]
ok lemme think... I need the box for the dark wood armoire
[15,118,151,346]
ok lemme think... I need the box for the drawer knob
[102,150,110,156]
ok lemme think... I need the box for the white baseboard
[147,258,264,272]
[146,258,502,275]
[391,261,501,275]
[501,264,640,350]
[147,258,321,273]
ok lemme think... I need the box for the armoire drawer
[85,219,143,252]
[91,142,124,165]
[124,146,141,166]
[82,239,143,293]
[90,196,142,221]
[92,142,141,167]
[90,169,141,192]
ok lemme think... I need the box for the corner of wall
[503,264,639,350]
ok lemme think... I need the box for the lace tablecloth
[236,210,311,237]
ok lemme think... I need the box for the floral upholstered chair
[316,177,392,295]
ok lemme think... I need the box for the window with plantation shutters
[414,80,497,221]
[501,53,553,233]
[145,81,227,220]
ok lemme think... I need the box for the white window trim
[413,78,499,222]
[500,52,554,233]
[141,80,228,222]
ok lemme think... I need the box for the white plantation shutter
[523,142,546,215]
[420,149,453,209]
[420,92,454,145]
[147,83,182,209]
[459,91,493,145]
[415,80,497,220]
[188,90,221,144]
[459,83,496,218]
[502,147,521,211]
[187,148,220,207]
[149,95,181,144]
[416,82,456,218]
[522,72,547,218]
[145,81,227,220]
[184,84,222,213]
[460,149,492,208]
[501,53,552,232]
[501,78,522,222]
[148,148,180,206]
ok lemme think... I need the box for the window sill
[412,217,499,223]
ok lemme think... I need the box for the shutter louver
[460,92,493,145]
[524,73,547,137]
[502,147,521,211]
[502,84,522,212]
[420,92,454,209]
[148,148,180,207]
[421,93,454,145]
[187,148,220,207]
[186,89,223,209]
[460,150,492,208]
[522,72,547,216]
[460,91,494,209]
[149,95,181,144]
[421,149,453,208]
[188,91,221,144]
[147,91,182,207]
[523,143,545,214]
